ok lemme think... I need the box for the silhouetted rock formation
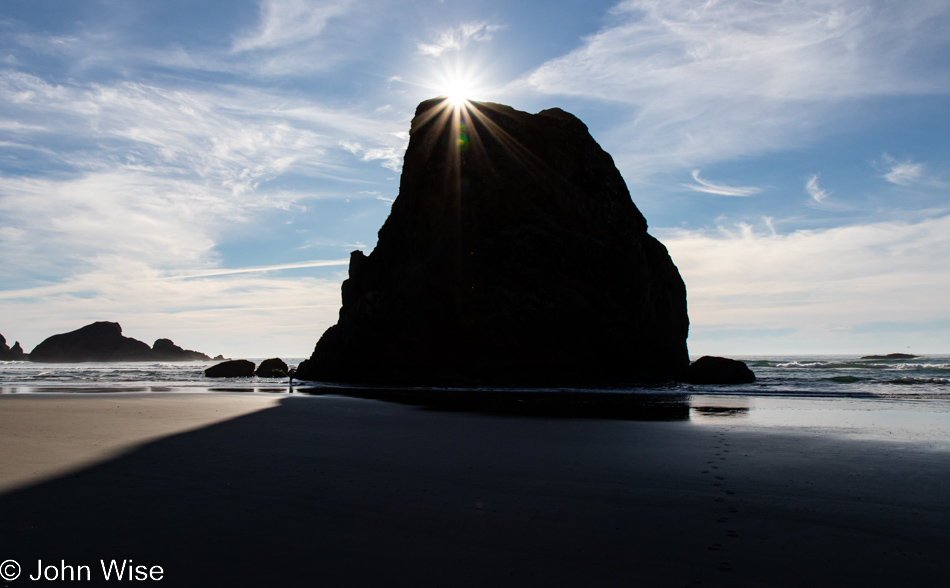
[861,353,917,360]
[28,322,210,363]
[255,358,289,378]
[205,359,256,378]
[30,322,153,362]
[684,356,755,384]
[0,334,26,360]
[151,338,211,361]
[298,98,689,385]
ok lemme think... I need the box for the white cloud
[0,71,408,187]
[516,0,950,177]
[0,68,411,357]
[340,140,405,172]
[0,262,345,358]
[685,169,761,196]
[170,259,349,279]
[656,214,950,351]
[417,22,504,57]
[878,153,926,186]
[232,0,353,52]
[805,174,830,203]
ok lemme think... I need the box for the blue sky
[1,0,949,358]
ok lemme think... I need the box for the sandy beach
[1,392,948,587]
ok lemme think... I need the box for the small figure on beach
[288,367,297,392]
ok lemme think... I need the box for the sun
[411,56,493,107]
[444,81,472,107]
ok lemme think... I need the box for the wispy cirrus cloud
[340,140,405,172]
[877,153,926,186]
[417,22,504,57]
[232,0,354,52]
[0,70,407,189]
[516,0,950,177]
[684,170,761,197]
[805,175,830,203]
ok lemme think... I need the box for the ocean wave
[888,377,950,385]
[827,376,862,383]
[893,363,950,370]
[776,361,867,369]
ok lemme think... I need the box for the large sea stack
[297,98,689,385]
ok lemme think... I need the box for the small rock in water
[205,359,256,378]
[255,358,289,378]
[685,356,755,384]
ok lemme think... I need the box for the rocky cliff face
[29,322,210,362]
[297,98,689,384]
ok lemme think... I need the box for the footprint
[714,497,725,503]
[719,561,734,572]
[708,543,722,551]
[715,476,724,480]
[726,530,739,537]
[728,507,738,513]
[702,470,710,474]
[717,517,729,523]
[725,490,735,495]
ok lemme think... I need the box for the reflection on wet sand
[300,386,694,421]
[690,396,752,420]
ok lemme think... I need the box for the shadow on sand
[1,394,947,587]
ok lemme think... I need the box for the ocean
[1,354,947,399]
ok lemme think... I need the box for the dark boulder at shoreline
[255,358,289,378]
[684,356,755,385]
[297,98,689,385]
[205,359,256,378]
[28,322,211,363]
[0,334,26,360]
[861,353,917,360]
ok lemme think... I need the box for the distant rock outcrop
[151,338,211,361]
[255,358,289,378]
[28,322,210,363]
[860,353,917,360]
[297,98,689,385]
[205,360,256,378]
[684,356,755,385]
[0,334,26,360]
[30,322,153,362]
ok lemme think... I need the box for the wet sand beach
[0,392,948,587]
